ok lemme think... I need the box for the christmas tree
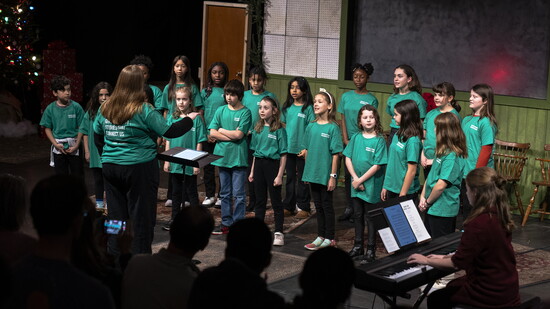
[0,0,39,87]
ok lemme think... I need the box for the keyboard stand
[413,281,436,309]
[373,280,434,309]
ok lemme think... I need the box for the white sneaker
[202,197,215,206]
[165,199,173,207]
[273,232,284,246]
[215,199,222,206]
[184,201,190,207]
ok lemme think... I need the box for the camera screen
[104,220,126,235]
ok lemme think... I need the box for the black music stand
[157,147,222,168]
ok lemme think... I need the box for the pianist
[407,167,520,309]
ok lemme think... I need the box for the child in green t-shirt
[281,77,315,218]
[421,82,461,178]
[248,97,287,246]
[419,112,466,238]
[162,55,203,115]
[79,81,112,210]
[381,99,423,201]
[209,79,251,235]
[163,87,207,230]
[200,62,229,207]
[243,66,277,213]
[40,75,84,176]
[302,89,343,250]
[460,83,498,221]
[337,62,379,223]
[385,64,427,146]
[343,105,387,261]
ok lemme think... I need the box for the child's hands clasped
[351,177,364,191]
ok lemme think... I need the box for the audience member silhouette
[291,247,356,309]
[9,174,115,309]
[0,174,36,265]
[188,218,285,309]
[122,206,214,309]
[0,256,11,309]
[72,203,124,307]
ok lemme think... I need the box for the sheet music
[173,149,208,161]
[383,204,417,247]
[400,199,431,242]
[378,227,400,253]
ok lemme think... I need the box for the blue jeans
[218,166,247,227]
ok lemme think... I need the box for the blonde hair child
[301,89,343,250]
[163,87,207,227]
[248,96,287,245]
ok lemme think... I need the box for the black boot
[365,245,376,262]
[348,246,364,258]
[338,207,353,221]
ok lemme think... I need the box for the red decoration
[423,92,436,113]
[42,48,76,75]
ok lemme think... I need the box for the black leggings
[253,158,284,233]
[202,141,217,198]
[283,154,310,212]
[352,198,376,246]
[310,183,335,239]
[170,173,199,219]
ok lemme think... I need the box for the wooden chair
[493,139,530,216]
[521,144,550,226]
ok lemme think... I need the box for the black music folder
[158,147,222,168]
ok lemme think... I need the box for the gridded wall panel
[264,0,341,80]
[264,0,287,35]
[263,34,286,75]
[318,0,341,39]
[285,0,319,37]
[284,36,317,76]
[316,38,339,79]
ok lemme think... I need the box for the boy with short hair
[40,75,84,175]
[208,79,252,234]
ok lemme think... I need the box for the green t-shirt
[337,91,379,139]
[162,84,203,115]
[385,92,427,129]
[166,116,207,175]
[461,115,496,177]
[242,90,277,131]
[383,134,422,194]
[93,103,170,165]
[342,133,387,203]
[79,111,102,168]
[423,108,461,159]
[201,87,226,129]
[150,84,164,112]
[425,152,465,217]
[281,104,315,154]
[301,122,343,186]
[40,100,84,139]
[250,126,287,160]
[208,105,252,168]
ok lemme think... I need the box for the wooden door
[201,2,250,88]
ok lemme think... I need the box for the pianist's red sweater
[449,209,520,308]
